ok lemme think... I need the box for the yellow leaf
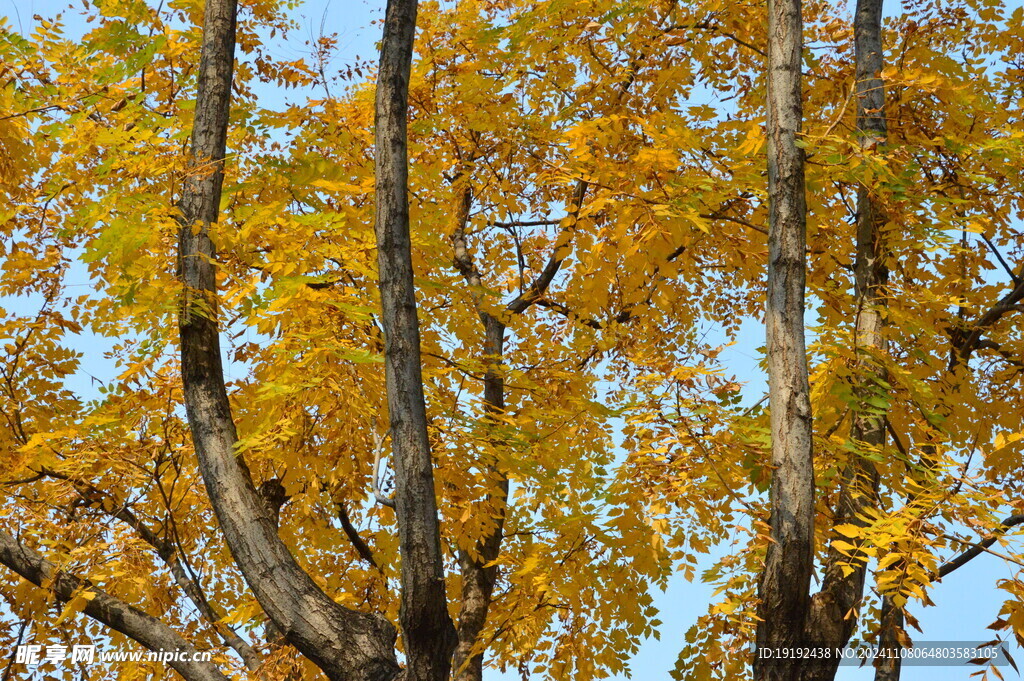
[310,179,364,194]
[834,524,862,538]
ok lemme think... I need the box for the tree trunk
[802,0,890,679]
[373,0,459,679]
[447,179,585,680]
[176,1,401,680]
[873,596,904,681]
[453,314,508,681]
[755,0,814,676]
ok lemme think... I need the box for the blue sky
[2,0,1022,680]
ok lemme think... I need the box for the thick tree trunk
[176,2,401,680]
[374,0,458,679]
[0,529,229,681]
[755,0,814,677]
[802,1,890,679]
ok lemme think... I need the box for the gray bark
[373,0,458,678]
[175,1,401,680]
[755,0,815,676]
[0,529,229,681]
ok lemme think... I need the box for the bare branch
[953,278,1024,365]
[337,505,385,574]
[664,22,768,57]
[488,218,563,228]
[979,233,1021,286]
[936,515,1024,579]
[698,212,769,236]
[508,182,589,314]
[371,428,397,510]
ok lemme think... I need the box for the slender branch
[508,182,589,314]
[698,212,769,236]
[664,22,768,57]
[0,104,66,121]
[1,619,28,681]
[952,277,1024,365]
[979,233,1020,285]
[885,419,909,460]
[371,427,397,509]
[488,218,563,228]
[35,467,260,670]
[534,298,631,330]
[936,515,1024,578]
[337,504,384,574]
[0,529,230,681]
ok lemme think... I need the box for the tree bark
[374,0,458,679]
[448,186,503,681]
[803,1,890,679]
[0,529,229,681]
[755,0,814,676]
[175,1,401,680]
[448,180,586,680]
[452,313,508,681]
[873,596,904,681]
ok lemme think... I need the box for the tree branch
[375,0,459,675]
[37,467,260,670]
[979,233,1020,286]
[371,428,397,510]
[488,218,563,228]
[0,529,230,681]
[508,182,589,314]
[698,212,769,236]
[337,505,384,575]
[936,515,1024,579]
[664,22,768,57]
[174,0,402,678]
[952,277,1024,366]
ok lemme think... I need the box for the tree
[667,0,1024,679]
[2,0,1024,680]
[0,0,670,678]
[754,0,893,678]
[371,0,458,676]
[6,0,414,678]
